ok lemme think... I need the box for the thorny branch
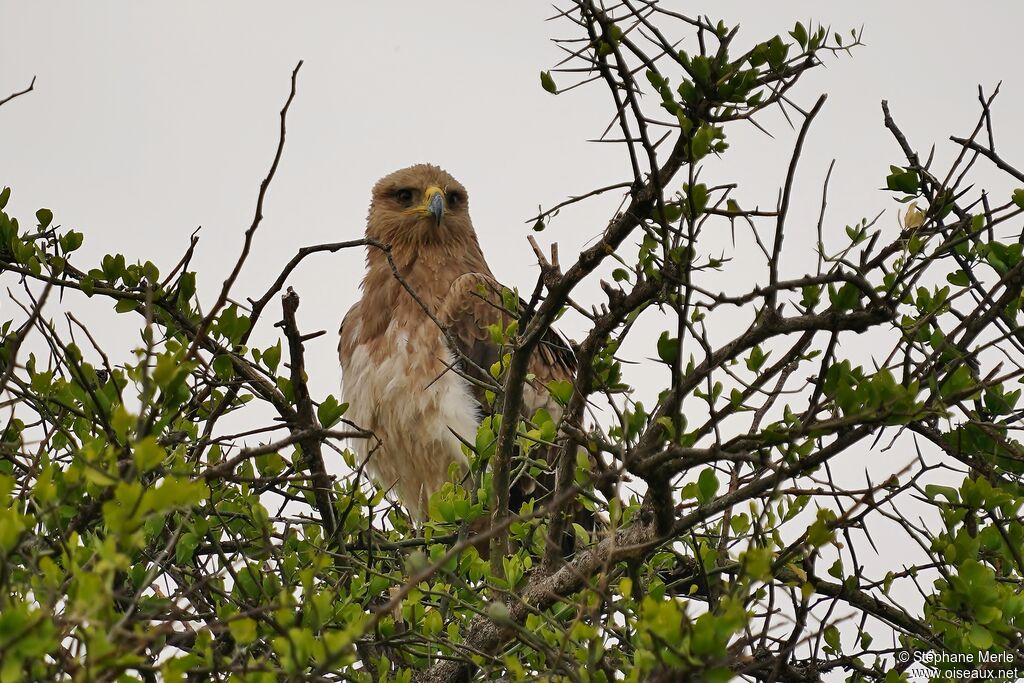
[0,76,36,109]
[3,2,1024,682]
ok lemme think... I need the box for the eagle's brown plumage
[339,164,575,520]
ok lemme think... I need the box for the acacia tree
[3,2,1024,682]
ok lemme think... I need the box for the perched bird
[339,164,576,522]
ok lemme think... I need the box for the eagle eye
[395,188,414,205]
[447,191,463,208]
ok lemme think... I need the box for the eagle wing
[438,272,579,516]
[438,272,576,415]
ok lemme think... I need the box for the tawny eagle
[339,164,575,521]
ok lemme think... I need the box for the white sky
[3,2,1023,401]
[4,2,1024,664]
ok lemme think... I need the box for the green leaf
[766,35,790,69]
[807,510,836,547]
[33,464,56,504]
[947,270,970,287]
[730,513,750,533]
[0,187,9,209]
[653,202,683,224]
[545,379,573,405]
[741,547,772,581]
[35,208,53,229]
[704,669,733,683]
[486,602,511,623]
[828,559,844,579]
[262,341,282,372]
[925,484,959,503]
[59,230,84,253]
[212,354,234,380]
[177,271,197,303]
[256,451,287,477]
[175,532,200,564]
[823,624,840,650]
[133,436,166,473]
[111,403,134,441]
[689,127,725,163]
[229,617,258,645]
[657,331,678,364]
[114,298,138,314]
[801,284,821,310]
[845,224,866,244]
[1013,188,1024,209]
[940,364,976,400]
[681,181,711,215]
[146,477,208,513]
[540,71,557,94]
[101,253,127,282]
[215,304,250,345]
[317,395,348,428]
[696,467,719,503]
[829,282,860,312]
[277,376,294,402]
[886,166,919,195]
[84,467,118,487]
[968,624,993,650]
[690,56,711,83]
[475,420,497,458]
[746,346,769,373]
[153,352,180,390]
[790,21,808,49]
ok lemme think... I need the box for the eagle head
[366,164,474,248]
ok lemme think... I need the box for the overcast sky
[4,2,1024,641]
[4,2,1023,402]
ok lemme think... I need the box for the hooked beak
[423,186,444,226]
